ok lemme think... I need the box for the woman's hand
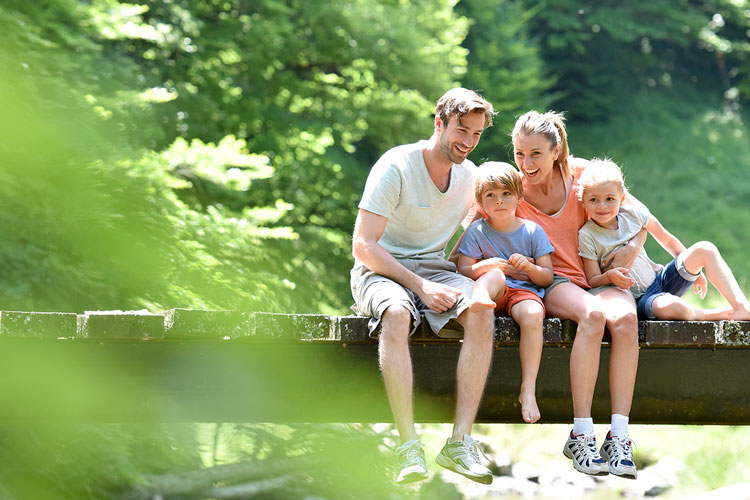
[602,228,647,271]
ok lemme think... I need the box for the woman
[512,111,643,479]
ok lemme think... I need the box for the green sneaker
[435,434,493,484]
[395,440,429,484]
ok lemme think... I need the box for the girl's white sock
[573,417,595,437]
[611,413,629,437]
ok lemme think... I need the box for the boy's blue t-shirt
[458,218,555,298]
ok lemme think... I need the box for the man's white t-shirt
[354,140,476,268]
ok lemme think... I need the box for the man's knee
[380,305,412,343]
[463,308,494,342]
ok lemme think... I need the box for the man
[351,88,497,484]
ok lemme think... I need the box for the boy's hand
[507,253,531,272]
[605,267,635,289]
[693,272,708,299]
[484,257,509,272]
[505,256,534,281]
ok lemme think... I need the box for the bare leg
[470,269,506,312]
[682,241,750,320]
[544,283,607,418]
[451,307,495,440]
[651,294,732,321]
[378,305,418,443]
[598,287,639,417]
[511,299,545,423]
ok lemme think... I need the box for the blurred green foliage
[0,0,471,314]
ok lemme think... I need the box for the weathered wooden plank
[715,320,750,346]
[164,308,252,340]
[78,311,165,339]
[254,313,333,340]
[333,313,750,347]
[0,311,77,339]
[0,311,749,424]
[639,320,719,346]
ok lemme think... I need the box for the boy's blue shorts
[635,253,700,320]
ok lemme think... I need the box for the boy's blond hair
[577,158,627,200]
[475,161,523,204]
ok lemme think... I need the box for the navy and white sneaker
[600,431,637,479]
[562,431,609,476]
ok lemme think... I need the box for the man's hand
[418,280,463,313]
[693,272,708,299]
[605,267,635,289]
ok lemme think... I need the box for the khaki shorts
[350,258,474,337]
[587,284,616,296]
[544,275,571,295]
[545,274,612,296]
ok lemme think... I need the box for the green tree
[457,0,554,161]
[0,1,475,313]
[522,0,722,120]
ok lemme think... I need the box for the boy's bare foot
[519,391,540,423]
[469,288,496,312]
[695,307,733,321]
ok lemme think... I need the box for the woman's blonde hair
[475,161,523,204]
[577,158,627,200]
[512,110,570,179]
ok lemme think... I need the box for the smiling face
[512,133,560,184]
[581,181,625,229]
[436,111,485,164]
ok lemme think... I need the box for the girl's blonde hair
[512,110,570,179]
[475,161,523,204]
[577,158,627,200]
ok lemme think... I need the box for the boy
[578,159,750,322]
[456,161,555,423]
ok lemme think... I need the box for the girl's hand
[605,267,635,289]
[693,272,708,299]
